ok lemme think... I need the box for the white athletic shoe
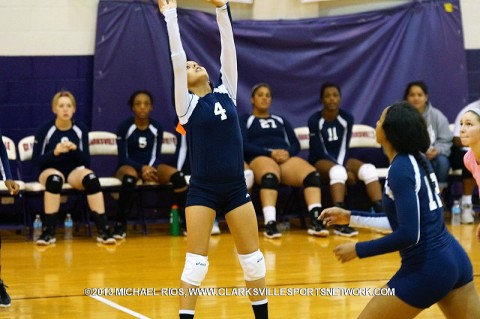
[211,220,221,235]
[461,203,474,224]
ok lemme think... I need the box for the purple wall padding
[93,0,468,133]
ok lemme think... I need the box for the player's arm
[355,163,420,258]
[159,0,190,122]
[215,2,237,101]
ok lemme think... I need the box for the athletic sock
[252,299,268,319]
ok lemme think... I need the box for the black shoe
[308,219,329,237]
[97,229,116,245]
[0,280,11,307]
[333,225,359,237]
[113,223,126,239]
[36,230,56,246]
[263,221,282,239]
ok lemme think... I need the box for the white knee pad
[244,169,254,189]
[357,163,379,184]
[329,165,347,185]
[237,250,266,282]
[181,253,209,286]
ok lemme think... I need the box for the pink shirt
[464,149,480,188]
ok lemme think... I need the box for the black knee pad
[170,171,187,190]
[121,174,137,191]
[260,173,279,190]
[303,171,321,188]
[82,173,101,195]
[45,174,63,194]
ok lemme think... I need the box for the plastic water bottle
[451,200,461,226]
[170,205,180,236]
[64,213,73,240]
[33,214,42,241]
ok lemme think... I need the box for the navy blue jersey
[352,154,453,265]
[239,114,300,163]
[165,5,243,181]
[32,119,90,175]
[184,89,244,180]
[307,109,353,165]
[116,117,163,171]
[0,129,13,180]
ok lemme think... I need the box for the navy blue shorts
[186,177,251,216]
[388,238,473,309]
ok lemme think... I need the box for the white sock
[263,206,276,225]
[308,203,321,212]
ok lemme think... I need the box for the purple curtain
[93,0,467,132]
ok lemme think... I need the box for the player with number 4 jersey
[160,0,268,318]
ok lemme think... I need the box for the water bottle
[64,213,73,240]
[170,205,180,236]
[451,200,461,226]
[33,214,42,241]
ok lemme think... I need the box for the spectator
[32,91,115,245]
[114,90,188,239]
[308,82,383,237]
[240,83,326,238]
[403,81,452,194]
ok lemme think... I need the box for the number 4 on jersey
[214,102,227,120]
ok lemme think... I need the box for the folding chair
[0,135,27,235]
[88,131,123,229]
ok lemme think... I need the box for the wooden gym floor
[0,220,479,319]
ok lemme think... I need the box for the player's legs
[437,281,480,319]
[358,286,423,319]
[114,165,139,238]
[249,156,281,238]
[68,168,115,244]
[314,159,345,204]
[346,158,383,211]
[37,168,65,245]
[39,168,64,214]
[0,236,10,307]
[279,157,326,236]
[179,205,215,314]
[225,202,268,318]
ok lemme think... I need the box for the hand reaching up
[158,0,177,14]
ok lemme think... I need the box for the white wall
[0,0,477,56]
[460,0,480,49]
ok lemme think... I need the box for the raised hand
[205,0,227,8]
[319,206,351,226]
[158,0,177,14]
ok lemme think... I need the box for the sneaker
[333,225,359,237]
[211,220,221,235]
[461,203,474,224]
[113,224,126,239]
[0,280,10,307]
[308,220,329,237]
[97,230,116,245]
[263,221,282,239]
[36,230,56,246]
